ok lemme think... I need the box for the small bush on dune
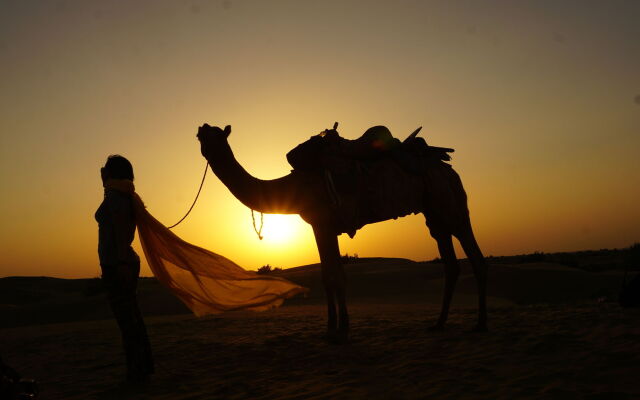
[256,264,282,274]
[341,253,359,263]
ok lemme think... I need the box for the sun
[261,214,302,243]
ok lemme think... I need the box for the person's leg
[128,298,154,375]
[102,265,135,377]
[126,260,154,377]
[102,263,153,381]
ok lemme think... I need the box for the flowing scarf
[104,179,307,316]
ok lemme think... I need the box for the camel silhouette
[197,124,487,342]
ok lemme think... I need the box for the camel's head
[197,124,231,160]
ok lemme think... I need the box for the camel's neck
[203,140,306,214]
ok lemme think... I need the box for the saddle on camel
[286,123,456,238]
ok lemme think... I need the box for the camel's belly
[326,158,425,237]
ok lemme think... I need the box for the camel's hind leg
[455,224,488,331]
[313,225,349,343]
[430,231,460,330]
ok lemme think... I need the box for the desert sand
[2,258,639,399]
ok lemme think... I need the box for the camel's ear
[223,125,232,138]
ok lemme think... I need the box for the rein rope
[167,162,209,229]
[251,209,264,240]
[166,160,266,240]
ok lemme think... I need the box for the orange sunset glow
[1,0,639,278]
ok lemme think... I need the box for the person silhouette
[95,155,154,382]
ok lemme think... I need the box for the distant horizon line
[1,244,636,280]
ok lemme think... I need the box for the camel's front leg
[313,225,349,343]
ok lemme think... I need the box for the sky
[0,0,639,278]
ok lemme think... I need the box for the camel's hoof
[324,331,349,345]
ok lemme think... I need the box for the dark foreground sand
[2,302,639,400]
[2,259,639,399]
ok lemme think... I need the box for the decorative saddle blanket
[286,126,456,237]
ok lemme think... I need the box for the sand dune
[1,258,626,328]
[1,259,638,399]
